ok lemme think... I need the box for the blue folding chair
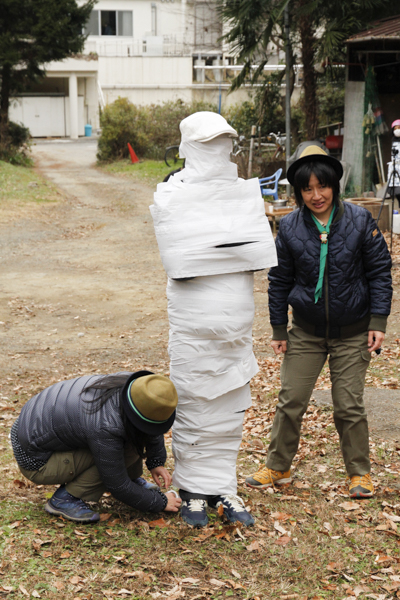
[259,168,283,201]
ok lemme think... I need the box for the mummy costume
[150,112,277,526]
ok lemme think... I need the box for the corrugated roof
[347,14,400,43]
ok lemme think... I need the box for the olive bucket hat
[121,371,178,435]
[287,144,343,185]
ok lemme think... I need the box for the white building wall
[99,55,192,86]
[12,1,287,136]
[85,0,191,51]
[9,96,85,137]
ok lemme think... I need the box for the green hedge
[0,121,31,166]
[97,98,218,163]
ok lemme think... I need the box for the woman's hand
[150,466,172,488]
[164,490,182,512]
[368,330,385,353]
[271,340,287,354]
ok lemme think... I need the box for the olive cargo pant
[18,443,142,502]
[266,326,372,476]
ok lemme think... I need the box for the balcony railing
[85,37,191,57]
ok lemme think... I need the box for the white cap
[180,111,238,143]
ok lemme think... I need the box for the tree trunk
[298,9,317,139]
[0,64,11,145]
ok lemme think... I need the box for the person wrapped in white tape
[150,111,277,527]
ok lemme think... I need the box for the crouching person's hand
[164,490,182,512]
[150,466,172,488]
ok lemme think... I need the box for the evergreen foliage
[218,0,393,139]
[0,0,95,158]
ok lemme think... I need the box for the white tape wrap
[168,273,258,400]
[172,387,249,495]
[151,176,277,279]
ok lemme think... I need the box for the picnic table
[265,202,295,234]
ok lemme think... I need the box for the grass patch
[1,398,400,600]
[101,159,177,188]
[0,160,61,212]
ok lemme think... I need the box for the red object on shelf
[127,143,139,163]
[325,135,343,150]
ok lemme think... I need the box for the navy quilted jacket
[15,372,167,513]
[269,201,392,338]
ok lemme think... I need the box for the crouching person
[10,371,181,523]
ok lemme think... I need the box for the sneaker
[133,476,159,490]
[348,473,374,498]
[245,467,292,489]
[45,486,100,523]
[181,498,208,527]
[209,494,255,526]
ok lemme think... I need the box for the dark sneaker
[45,486,100,523]
[348,474,374,498]
[181,498,208,527]
[133,476,159,490]
[209,494,255,526]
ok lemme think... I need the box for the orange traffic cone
[127,143,139,164]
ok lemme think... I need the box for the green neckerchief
[310,207,336,303]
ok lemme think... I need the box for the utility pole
[284,1,291,198]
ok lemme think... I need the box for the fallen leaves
[32,538,52,552]
[375,554,395,564]
[231,569,241,579]
[12,479,28,489]
[99,513,112,522]
[148,518,168,528]
[275,535,291,546]
[246,540,261,552]
[270,511,293,521]
[209,578,228,588]
[339,502,361,511]
[8,521,22,529]
[18,585,29,597]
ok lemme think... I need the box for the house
[10,0,256,138]
[342,14,400,193]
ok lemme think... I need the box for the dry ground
[0,140,400,600]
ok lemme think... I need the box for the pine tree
[0,0,95,142]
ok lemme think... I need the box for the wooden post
[248,125,256,179]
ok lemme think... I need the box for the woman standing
[246,145,392,498]
[11,371,181,522]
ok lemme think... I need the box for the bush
[97,98,217,163]
[0,121,31,166]
[97,98,150,162]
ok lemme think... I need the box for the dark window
[101,11,116,36]
[85,9,133,37]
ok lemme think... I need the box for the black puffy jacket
[269,201,392,339]
[14,372,167,513]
